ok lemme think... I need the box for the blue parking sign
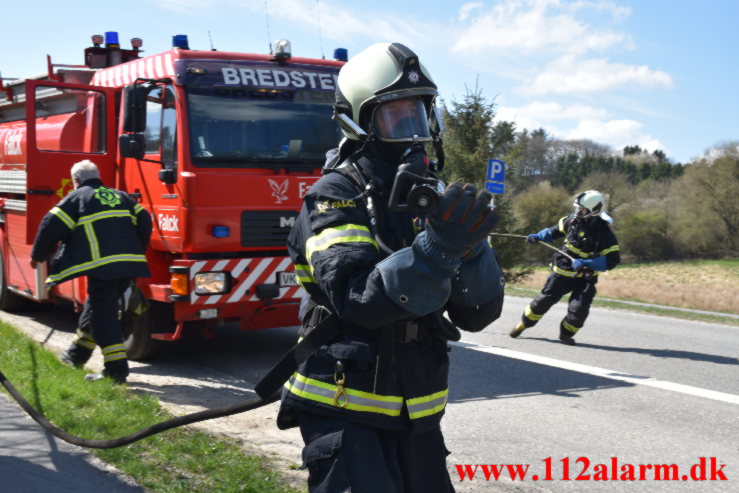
[485,159,505,194]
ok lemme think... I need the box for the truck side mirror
[119,133,146,159]
[123,84,149,133]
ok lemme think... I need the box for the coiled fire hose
[0,367,280,449]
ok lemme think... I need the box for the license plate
[278,271,298,287]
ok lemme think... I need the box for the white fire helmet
[573,190,608,220]
[334,42,438,143]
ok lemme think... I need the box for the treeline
[437,87,739,272]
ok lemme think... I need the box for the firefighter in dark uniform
[277,43,506,492]
[509,190,620,345]
[30,159,152,384]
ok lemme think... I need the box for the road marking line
[452,341,739,406]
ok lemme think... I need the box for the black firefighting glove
[425,182,500,254]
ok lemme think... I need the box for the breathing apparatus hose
[488,233,576,262]
[0,368,280,449]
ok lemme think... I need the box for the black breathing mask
[388,144,443,217]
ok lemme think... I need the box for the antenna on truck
[264,0,273,55]
[208,31,217,51]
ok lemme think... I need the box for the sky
[1,0,737,164]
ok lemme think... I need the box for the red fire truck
[0,32,344,359]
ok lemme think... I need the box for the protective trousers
[63,277,131,380]
[520,273,597,337]
[298,411,455,493]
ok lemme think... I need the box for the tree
[667,142,739,257]
[512,181,570,264]
[439,85,527,278]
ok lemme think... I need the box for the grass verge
[0,320,299,493]
[506,286,739,327]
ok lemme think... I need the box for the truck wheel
[121,301,172,361]
[0,247,30,312]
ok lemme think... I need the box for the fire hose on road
[2,235,572,449]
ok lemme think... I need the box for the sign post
[485,159,505,194]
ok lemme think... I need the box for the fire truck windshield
[186,86,340,168]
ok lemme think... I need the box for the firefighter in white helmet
[277,42,505,492]
[510,190,620,345]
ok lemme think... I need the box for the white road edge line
[452,341,739,406]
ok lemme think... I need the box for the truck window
[144,84,177,163]
[186,87,340,168]
[34,88,106,153]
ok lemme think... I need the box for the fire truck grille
[241,211,298,247]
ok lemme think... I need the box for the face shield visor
[372,98,432,142]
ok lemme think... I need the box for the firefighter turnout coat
[31,178,152,286]
[548,213,620,278]
[279,150,505,433]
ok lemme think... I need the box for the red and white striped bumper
[177,257,302,306]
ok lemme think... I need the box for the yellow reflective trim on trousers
[83,223,101,260]
[600,244,620,255]
[564,241,591,258]
[305,224,378,273]
[74,331,96,350]
[524,305,542,321]
[407,389,448,420]
[102,343,127,362]
[46,254,148,284]
[562,320,581,334]
[50,207,76,230]
[285,372,403,416]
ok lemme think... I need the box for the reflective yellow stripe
[285,373,403,416]
[600,244,620,255]
[553,265,578,277]
[294,264,315,284]
[558,216,566,233]
[102,343,127,362]
[50,207,76,230]
[73,329,96,349]
[552,265,599,278]
[562,320,581,334]
[564,241,591,258]
[78,210,136,225]
[524,305,542,321]
[46,254,148,284]
[133,203,144,214]
[407,389,448,420]
[305,224,378,273]
[83,223,100,260]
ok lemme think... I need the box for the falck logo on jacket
[268,179,289,204]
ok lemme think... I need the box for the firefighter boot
[85,359,129,385]
[60,344,93,368]
[509,322,527,338]
[559,323,577,346]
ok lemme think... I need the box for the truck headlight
[193,272,230,295]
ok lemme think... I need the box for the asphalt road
[2,296,738,493]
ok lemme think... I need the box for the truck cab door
[25,79,117,244]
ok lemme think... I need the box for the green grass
[506,286,739,327]
[0,321,299,493]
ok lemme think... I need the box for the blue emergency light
[333,48,348,62]
[105,31,120,48]
[173,35,190,49]
[211,226,230,238]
